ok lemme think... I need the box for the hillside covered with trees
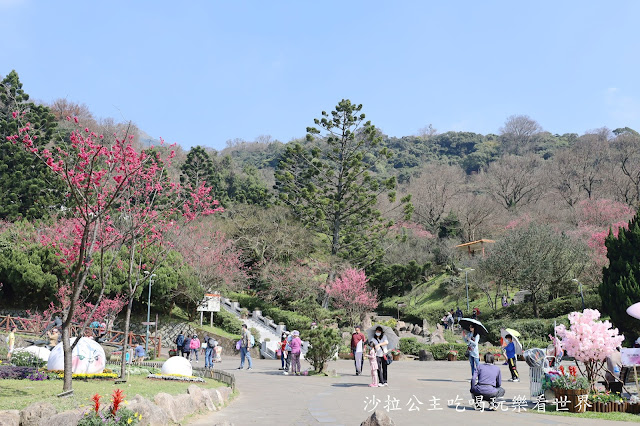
[1,69,638,340]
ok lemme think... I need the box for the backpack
[249,333,255,348]
[176,334,185,348]
[207,338,217,348]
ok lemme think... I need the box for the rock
[360,409,395,426]
[436,323,444,334]
[342,332,352,345]
[418,349,434,361]
[0,410,19,426]
[413,325,422,335]
[154,393,179,423]
[362,313,373,329]
[207,389,224,408]
[45,409,87,426]
[217,386,233,403]
[161,356,193,376]
[396,321,406,331]
[173,393,197,420]
[20,402,56,426]
[422,319,431,332]
[187,385,215,411]
[420,327,430,337]
[128,394,168,426]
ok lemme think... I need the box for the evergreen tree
[275,99,410,268]
[0,70,65,220]
[600,213,640,336]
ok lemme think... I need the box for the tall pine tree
[275,99,410,268]
[600,212,640,336]
[0,70,65,220]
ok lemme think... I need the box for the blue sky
[1,1,639,150]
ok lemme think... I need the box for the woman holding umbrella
[463,324,480,379]
[371,326,389,386]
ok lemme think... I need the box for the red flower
[111,389,124,416]
[559,366,565,375]
[91,393,101,413]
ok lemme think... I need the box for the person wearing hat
[237,324,253,370]
[47,328,60,349]
[290,330,302,375]
[190,334,201,362]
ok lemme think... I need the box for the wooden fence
[0,315,162,355]
[204,368,236,390]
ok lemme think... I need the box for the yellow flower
[127,417,133,424]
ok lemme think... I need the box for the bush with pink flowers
[555,309,625,392]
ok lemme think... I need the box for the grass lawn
[0,375,225,411]
[193,323,241,340]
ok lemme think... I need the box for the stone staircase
[220,296,309,359]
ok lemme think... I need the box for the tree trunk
[532,293,539,317]
[120,297,134,379]
[322,270,336,309]
[61,326,73,392]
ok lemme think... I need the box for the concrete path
[190,357,626,425]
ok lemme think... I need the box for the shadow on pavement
[331,383,372,388]
[418,378,469,383]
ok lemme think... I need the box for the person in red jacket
[350,326,366,375]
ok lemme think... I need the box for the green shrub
[483,317,569,344]
[249,327,260,342]
[213,308,243,335]
[306,328,341,373]
[483,293,601,321]
[398,337,424,356]
[10,351,46,368]
[429,343,469,360]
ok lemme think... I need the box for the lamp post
[144,271,156,355]
[465,269,475,313]
[572,279,585,311]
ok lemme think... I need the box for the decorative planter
[627,403,640,414]
[168,349,178,357]
[587,401,628,413]
[447,353,457,361]
[554,388,589,413]
[392,354,401,361]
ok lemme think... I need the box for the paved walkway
[190,357,626,425]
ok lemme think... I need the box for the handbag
[382,346,392,365]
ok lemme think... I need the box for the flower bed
[147,373,205,383]
[47,369,119,380]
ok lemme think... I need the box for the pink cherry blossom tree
[10,116,218,391]
[555,309,625,392]
[325,268,378,326]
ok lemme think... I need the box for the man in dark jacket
[350,326,366,375]
[471,353,505,410]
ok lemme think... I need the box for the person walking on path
[237,324,253,370]
[365,343,379,387]
[470,353,505,410]
[175,331,185,356]
[182,335,192,359]
[446,311,454,330]
[205,335,217,368]
[350,326,366,375]
[283,332,292,375]
[190,334,201,362]
[279,333,287,371]
[463,324,480,379]
[503,334,519,382]
[372,326,389,386]
[290,330,302,375]
[6,326,16,361]
[455,307,463,324]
